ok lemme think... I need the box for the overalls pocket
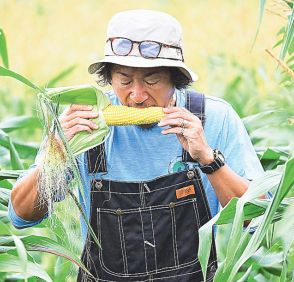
[96,197,200,278]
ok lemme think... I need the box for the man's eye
[145,80,159,86]
[121,81,131,85]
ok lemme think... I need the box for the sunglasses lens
[140,41,161,58]
[112,38,133,56]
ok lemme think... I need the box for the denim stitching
[169,207,178,268]
[149,207,158,273]
[118,214,128,274]
[192,199,201,230]
[91,179,200,195]
[95,204,203,277]
[139,207,149,274]
[97,198,196,214]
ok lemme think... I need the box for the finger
[63,117,99,130]
[158,118,190,128]
[70,124,93,135]
[161,126,184,136]
[60,105,95,120]
[161,110,195,123]
[68,104,94,113]
[61,110,99,123]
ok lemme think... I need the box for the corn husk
[45,85,164,156]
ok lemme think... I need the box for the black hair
[94,63,191,89]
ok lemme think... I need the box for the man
[9,9,263,281]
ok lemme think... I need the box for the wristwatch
[199,149,225,174]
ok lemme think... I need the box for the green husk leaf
[65,86,111,155]
[45,84,99,105]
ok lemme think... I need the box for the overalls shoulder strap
[182,89,206,162]
[87,142,107,173]
[86,89,206,173]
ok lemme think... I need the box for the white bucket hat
[88,9,198,82]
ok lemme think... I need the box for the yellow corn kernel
[102,105,164,126]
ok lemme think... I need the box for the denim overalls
[77,91,217,281]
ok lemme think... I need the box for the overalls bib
[77,91,217,281]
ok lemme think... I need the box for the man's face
[111,65,175,108]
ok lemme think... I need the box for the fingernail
[94,124,98,129]
[158,121,163,126]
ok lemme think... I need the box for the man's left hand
[158,107,214,165]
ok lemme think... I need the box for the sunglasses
[107,37,184,62]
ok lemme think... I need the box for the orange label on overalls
[176,185,195,199]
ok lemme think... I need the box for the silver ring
[180,127,185,135]
[180,118,185,128]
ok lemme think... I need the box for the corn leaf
[280,6,294,59]
[0,116,42,133]
[0,170,24,180]
[251,0,267,49]
[226,157,294,281]
[0,66,40,91]
[0,138,38,159]
[12,235,28,275]
[0,179,13,189]
[0,188,10,206]
[20,235,90,275]
[0,254,52,282]
[198,170,282,280]
[0,128,24,170]
[0,29,9,68]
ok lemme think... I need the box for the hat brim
[88,56,198,82]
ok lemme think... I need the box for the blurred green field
[0,0,286,103]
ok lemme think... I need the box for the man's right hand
[59,104,99,141]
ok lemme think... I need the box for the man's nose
[129,81,148,104]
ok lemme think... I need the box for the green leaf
[21,235,91,276]
[0,188,10,206]
[0,179,13,189]
[280,7,294,59]
[0,116,42,133]
[242,110,290,132]
[226,157,294,280]
[198,170,282,280]
[0,134,38,160]
[45,84,100,105]
[12,234,28,275]
[0,169,25,180]
[0,129,31,169]
[8,138,24,170]
[251,0,267,49]
[0,29,9,68]
[0,253,52,282]
[0,66,41,91]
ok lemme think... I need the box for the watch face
[217,150,225,162]
[200,149,225,174]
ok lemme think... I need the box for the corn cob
[102,105,164,126]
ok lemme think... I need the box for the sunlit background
[0,0,286,114]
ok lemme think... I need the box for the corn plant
[198,1,294,281]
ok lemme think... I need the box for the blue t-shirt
[9,89,264,240]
